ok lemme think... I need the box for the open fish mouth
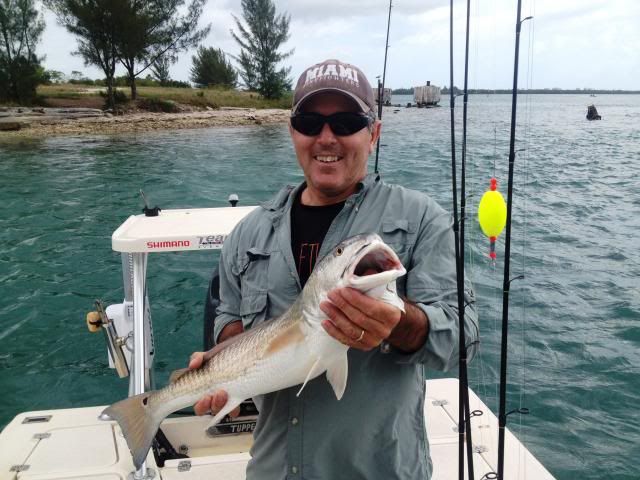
[347,241,406,288]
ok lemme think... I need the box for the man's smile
[314,155,342,163]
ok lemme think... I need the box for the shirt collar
[260,172,381,216]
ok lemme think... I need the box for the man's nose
[316,122,337,144]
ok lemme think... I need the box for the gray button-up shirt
[214,173,478,480]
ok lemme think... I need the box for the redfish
[102,233,406,469]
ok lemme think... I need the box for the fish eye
[335,247,343,256]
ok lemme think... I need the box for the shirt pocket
[381,219,417,261]
[239,292,269,329]
[239,247,271,294]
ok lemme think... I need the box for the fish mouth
[347,240,406,288]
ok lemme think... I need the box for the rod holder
[93,300,129,378]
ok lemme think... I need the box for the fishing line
[489,0,498,385]
[471,0,502,420]
[451,0,477,476]
[495,0,534,477]
[468,0,481,274]
[516,0,536,464]
[467,0,496,432]
[448,2,472,479]
[493,125,499,179]
[374,0,393,174]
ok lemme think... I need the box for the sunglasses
[290,112,373,137]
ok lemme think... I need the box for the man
[189,59,478,479]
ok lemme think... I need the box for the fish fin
[101,392,162,470]
[296,358,323,397]
[325,351,349,400]
[168,367,190,384]
[206,396,243,429]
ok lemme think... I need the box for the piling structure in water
[414,81,441,107]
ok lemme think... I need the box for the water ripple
[1,94,640,479]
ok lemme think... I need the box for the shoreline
[0,107,291,139]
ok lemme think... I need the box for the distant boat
[586,104,602,120]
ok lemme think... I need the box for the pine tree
[190,47,237,88]
[0,0,45,103]
[46,0,210,102]
[45,0,121,109]
[151,54,177,86]
[231,0,293,99]
[113,0,210,100]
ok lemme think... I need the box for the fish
[101,232,406,469]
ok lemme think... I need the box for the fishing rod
[374,0,392,174]
[496,1,533,479]
[449,0,476,478]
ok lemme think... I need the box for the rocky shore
[0,106,290,138]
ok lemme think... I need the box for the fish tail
[101,392,163,469]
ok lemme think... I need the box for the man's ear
[369,120,382,153]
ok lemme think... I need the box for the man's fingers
[212,391,229,410]
[323,291,391,340]
[331,288,392,327]
[194,394,213,416]
[320,301,378,350]
[320,300,363,342]
[193,390,241,418]
[322,318,375,351]
[189,355,239,418]
[329,288,401,337]
[189,351,204,369]
[326,289,369,328]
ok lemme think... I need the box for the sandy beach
[0,106,291,139]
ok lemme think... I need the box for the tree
[43,70,66,83]
[150,53,176,86]
[231,0,293,99]
[190,47,237,88]
[113,0,210,100]
[46,0,210,105]
[0,0,45,103]
[45,0,120,109]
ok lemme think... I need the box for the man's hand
[189,351,241,417]
[320,287,402,351]
[320,288,429,353]
[189,320,243,418]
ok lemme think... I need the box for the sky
[38,0,640,90]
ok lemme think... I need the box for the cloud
[279,0,447,21]
[36,0,640,90]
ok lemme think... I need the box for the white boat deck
[0,207,555,479]
[0,378,554,480]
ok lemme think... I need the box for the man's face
[289,93,381,206]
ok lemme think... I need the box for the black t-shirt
[291,190,345,288]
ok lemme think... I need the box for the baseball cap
[292,59,376,115]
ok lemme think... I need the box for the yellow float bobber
[478,178,507,260]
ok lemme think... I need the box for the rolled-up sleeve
[400,203,479,370]
[213,231,242,345]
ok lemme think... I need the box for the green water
[1,95,639,479]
